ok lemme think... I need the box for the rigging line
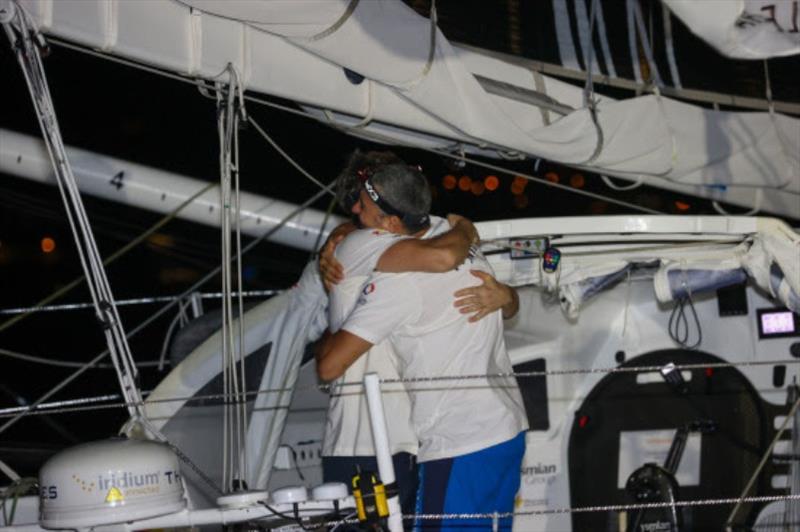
[0,184,331,438]
[406,494,800,522]
[0,181,216,335]
[0,401,293,420]
[726,392,800,527]
[0,394,122,416]
[246,115,336,197]
[8,357,798,420]
[0,346,164,369]
[0,290,281,315]
[42,37,663,214]
[317,493,800,528]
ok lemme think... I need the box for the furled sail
[16,0,800,218]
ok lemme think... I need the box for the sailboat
[1,0,799,530]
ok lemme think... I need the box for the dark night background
[1,0,798,475]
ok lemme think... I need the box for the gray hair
[335,150,404,213]
[370,164,431,232]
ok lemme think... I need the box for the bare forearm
[377,215,477,273]
[315,329,373,382]
[424,217,476,268]
[501,283,519,320]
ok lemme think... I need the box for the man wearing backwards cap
[316,162,527,531]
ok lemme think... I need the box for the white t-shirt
[341,222,528,462]
[322,219,444,457]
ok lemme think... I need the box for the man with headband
[318,151,515,520]
[317,162,527,530]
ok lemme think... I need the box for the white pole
[363,372,403,532]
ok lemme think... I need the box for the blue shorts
[413,432,526,531]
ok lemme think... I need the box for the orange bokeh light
[442,174,457,190]
[484,175,499,191]
[470,180,486,196]
[569,173,585,188]
[674,200,691,211]
[41,237,56,253]
[544,172,560,183]
[510,182,525,195]
[458,176,472,191]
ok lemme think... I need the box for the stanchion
[363,372,403,532]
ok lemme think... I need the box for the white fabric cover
[664,0,800,59]
[19,0,800,218]
[143,261,328,491]
[653,258,748,303]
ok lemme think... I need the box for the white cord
[215,64,249,491]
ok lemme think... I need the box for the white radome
[38,438,186,529]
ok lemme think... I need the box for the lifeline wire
[310,493,800,529]
[0,290,281,315]
[3,357,797,420]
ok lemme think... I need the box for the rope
[577,0,604,166]
[398,0,438,89]
[308,0,360,42]
[3,357,796,420]
[0,290,281,315]
[410,494,800,521]
[312,493,800,528]
[246,116,336,197]
[0,346,163,370]
[211,64,250,491]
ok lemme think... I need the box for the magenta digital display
[761,311,796,335]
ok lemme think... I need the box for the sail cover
[142,262,327,505]
[15,0,800,218]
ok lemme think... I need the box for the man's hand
[446,213,479,246]
[454,270,519,322]
[319,222,356,291]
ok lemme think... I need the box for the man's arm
[318,222,357,290]
[315,329,374,382]
[376,214,478,273]
[318,214,478,286]
[454,270,520,322]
